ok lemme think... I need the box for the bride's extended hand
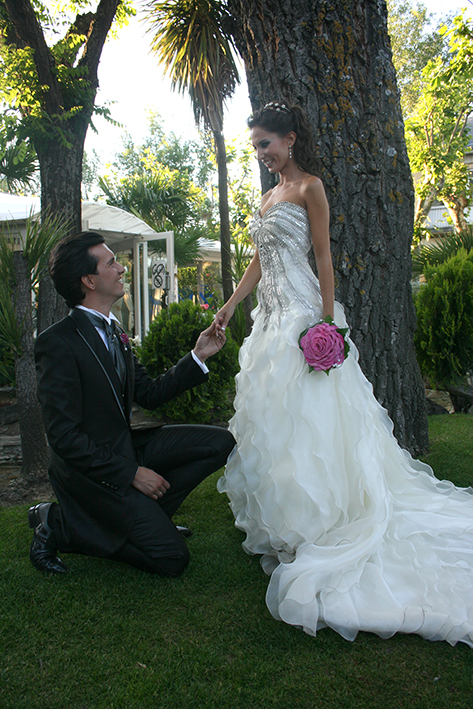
[214,303,235,333]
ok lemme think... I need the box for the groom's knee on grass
[151,546,190,577]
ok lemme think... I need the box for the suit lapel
[69,309,129,423]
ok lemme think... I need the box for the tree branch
[3,0,61,113]
[78,0,121,88]
[3,0,122,115]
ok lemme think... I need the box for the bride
[215,101,473,647]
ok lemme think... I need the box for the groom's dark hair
[50,231,105,308]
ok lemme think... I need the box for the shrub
[414,249,473,387]
[138,300,239,423]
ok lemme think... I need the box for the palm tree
[144,0,240,302]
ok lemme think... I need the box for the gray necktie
[82,311,127,387]
[104,319,127,387]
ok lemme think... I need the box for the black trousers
[105,424,234,576]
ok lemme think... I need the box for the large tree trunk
[12,251,49,482]
[213,128,234,303]
[36,133,86,333]
[229,0,428,455]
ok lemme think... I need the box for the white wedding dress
[218,201,473,647]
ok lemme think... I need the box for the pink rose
[119,332,130,346]
[201,303,209,310]
[299,321,348,374]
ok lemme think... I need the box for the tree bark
[36,132,86,332]
[12,251,49,482]
[213,128,234,303]
[228,0,428,455]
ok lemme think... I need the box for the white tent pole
[133,240,141,340]
[142,240,149,336]
[166,231,176,303]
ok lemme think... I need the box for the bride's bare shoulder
[300,175,327,206]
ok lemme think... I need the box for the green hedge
[414,249,473,387]
[138,300,239,424]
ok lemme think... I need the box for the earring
[289,146,293,159]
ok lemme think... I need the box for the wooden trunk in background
[36,133,85,333]
[213,128,234,304]
[13,251,50,482]
[229,0,428,455]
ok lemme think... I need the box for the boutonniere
[119,332,130,348]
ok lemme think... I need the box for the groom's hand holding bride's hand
[193,320,226,361]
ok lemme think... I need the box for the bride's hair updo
[247,101,322,177]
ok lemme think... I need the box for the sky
[85,0,473,168]
[85,12,251,165]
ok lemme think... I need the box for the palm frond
[0,142,38,191]
[412,226,473,275]
[0,210,70,291]
[148,229,204,266]
[24,211,71,287]
[100,173,204,265]
[0,282,22,357]
[100,174,191,232]
[145,0,240,129]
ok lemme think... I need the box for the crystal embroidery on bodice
[250,201,323,327]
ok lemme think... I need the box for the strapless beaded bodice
[250,201,322,327]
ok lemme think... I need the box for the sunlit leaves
[404,11,473,233]
[0,114,37,191]
[387,0,451,117]
[0,1,126,150]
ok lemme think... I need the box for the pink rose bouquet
[299,316,350,374]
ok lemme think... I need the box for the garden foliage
[139,300,239,423]
[414,249,473,387]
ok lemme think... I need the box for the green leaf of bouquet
[298,327,310,345]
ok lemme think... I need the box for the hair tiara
[263,101,291,114]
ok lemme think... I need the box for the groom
[31,231,235,576]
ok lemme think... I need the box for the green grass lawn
[1,415,473,709]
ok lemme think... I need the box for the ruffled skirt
[218,304,473,647]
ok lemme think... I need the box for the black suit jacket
[34,308,208,556]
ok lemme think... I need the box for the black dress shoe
[176,525,192,538]
[28,503,68,574]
